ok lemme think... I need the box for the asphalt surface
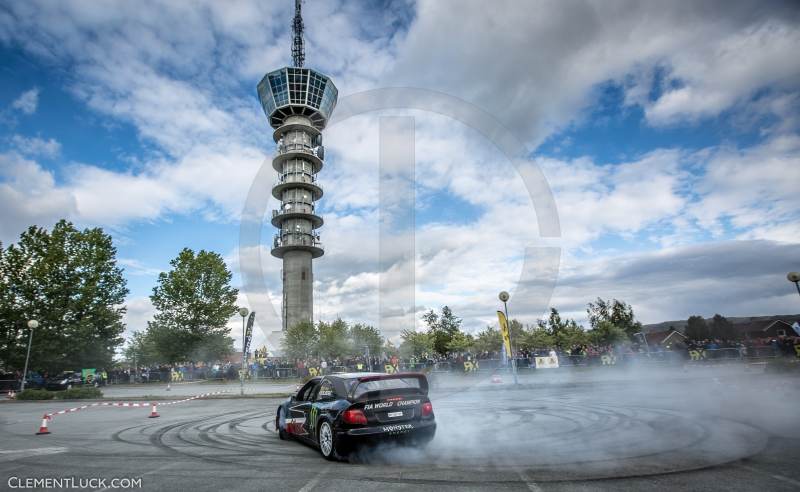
[1,368,799,491]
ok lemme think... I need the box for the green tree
[472,327,501,354]
[348,323,383,358]
[422,306,462,355]
[709,314,736,340]
[521,325,554,350]
[535,308,587,349]
[145,248,237,362]
[283,320,318,360]
[124,331,159,367]
[399,329,434,358]
[0,221,128,373]
[446,330,474,353]
[588,320,628,346]
[317,318,349,360]
[685,315,709,341]
[586,298,642,339]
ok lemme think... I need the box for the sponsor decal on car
[364,399,420,410]
[382,424,413,434]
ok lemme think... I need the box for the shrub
[15,389,56,400]
[57,387,103,399]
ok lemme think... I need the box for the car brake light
[342,409,368,425]
[421,401,433,417]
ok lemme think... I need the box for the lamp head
[238,307,250,318]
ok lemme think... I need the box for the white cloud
[1,0,798,340]
[689,135,800,240]
[391,1,800,142]
[0,153,77,243]
[11,88,39,114]
[10,134,61,158]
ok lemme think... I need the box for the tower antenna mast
[292,0,305,68]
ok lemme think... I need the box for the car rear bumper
[336,419,436,448]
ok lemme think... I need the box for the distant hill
[643,314,800,334]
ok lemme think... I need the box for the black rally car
[275,372,436,460]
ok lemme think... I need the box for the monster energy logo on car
[309,405,319,432]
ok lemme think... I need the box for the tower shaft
[256,2,338,332]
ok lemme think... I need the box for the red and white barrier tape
[156,391,228,407]
[44,391,229,418]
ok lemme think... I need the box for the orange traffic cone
[148,403,160,418]
[36,414,51,435]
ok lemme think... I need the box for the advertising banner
[534,356,559,369]
[243,312,256,363]
[496,311,513,359]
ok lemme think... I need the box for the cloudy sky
[1,0,799,349]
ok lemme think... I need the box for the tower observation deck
[257,46,338,330]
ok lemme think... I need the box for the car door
[286,379,319,440]
[307,378,337,441]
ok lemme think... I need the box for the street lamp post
[238,307,249,396]
[788,272,800,297]
[498,291,518,385]
[20,319,38,392]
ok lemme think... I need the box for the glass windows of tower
[319,83,338,119]
[257,76,276,115]
[269,70,289,107]
[307,71,328,109]
[288,68,309,105]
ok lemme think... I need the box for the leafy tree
[317,318,349,360]
[521,325,554,350]
[422,306,463,355]
[685,315,709,341]
[586,298,642,338]
[399,329,434,358]
[709,314,736,340]
[446,330,474,353]
[472,327,501,354]
[348,323,383,358]
[588,320,628,346]
[0,221,128,373]
[283,320,318,360]
[536,308,587,349]
[124,331,159,367]
[145,248,237,362]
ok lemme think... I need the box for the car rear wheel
[318,421,338,460]
[276,409,288,440]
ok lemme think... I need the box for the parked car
[46,371,84,391]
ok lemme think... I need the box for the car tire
[317,420,339,461]
[276,409,288,440]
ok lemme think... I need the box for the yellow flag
[496,310,513,357]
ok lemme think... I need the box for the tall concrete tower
[256,0,338,331]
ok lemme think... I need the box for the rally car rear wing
[350,373,429,400]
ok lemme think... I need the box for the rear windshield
[352,377,422,399]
